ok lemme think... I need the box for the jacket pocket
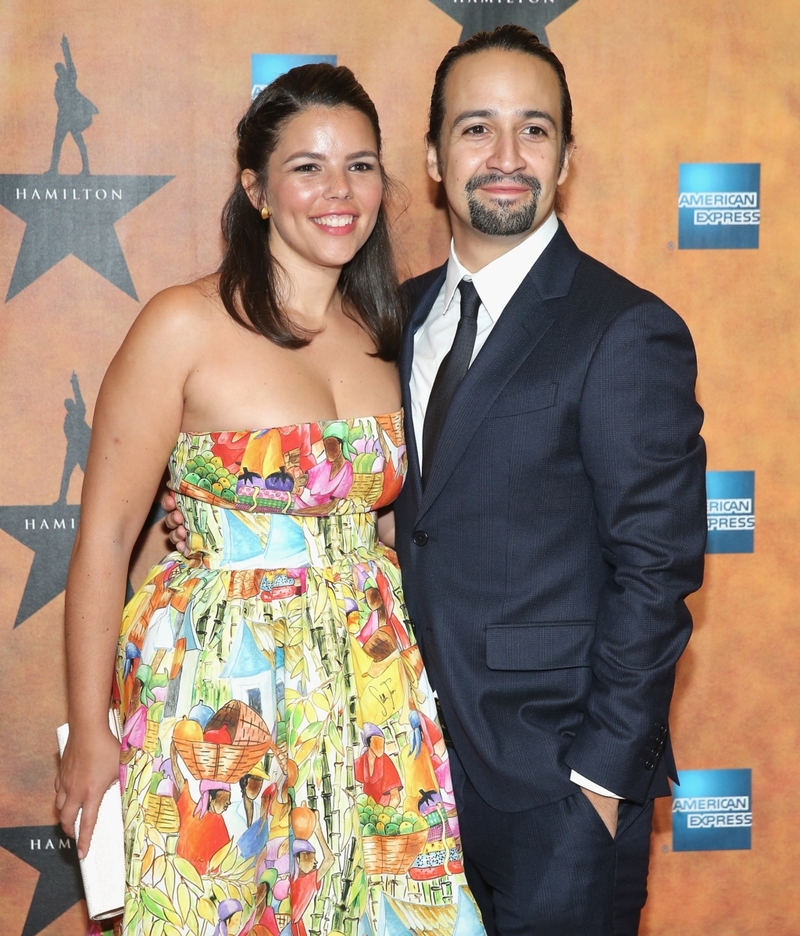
[485,381,557,418]
[485,621,594,671]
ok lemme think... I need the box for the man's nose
[486,130,526,174]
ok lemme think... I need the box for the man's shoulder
[568,240,680,319]
[572,244,655,302]
[400,264,447,311]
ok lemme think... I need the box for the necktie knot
[459,278,482,322]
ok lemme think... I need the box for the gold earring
[260,205,270,220]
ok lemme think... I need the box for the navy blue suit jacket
[394,222,706,812]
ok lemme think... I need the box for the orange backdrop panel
[1,2,798,934]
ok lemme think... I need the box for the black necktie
[422,278,482,485]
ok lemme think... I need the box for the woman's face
[323,436,343,461]
[257,105,383,275]
[297,850,317,874]
[209,790,231,814]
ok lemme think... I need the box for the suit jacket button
[644,758,655,771]
[413,530,428,546]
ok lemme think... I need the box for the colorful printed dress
[115,412,484,936]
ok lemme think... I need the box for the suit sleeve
[564,297,706,803]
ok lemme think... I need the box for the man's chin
[469,210,538,237]
[467,194,539,237]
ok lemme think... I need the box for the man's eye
[464,125,488,135]
[524,126,547,137]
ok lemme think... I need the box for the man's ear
[241,169,262,210]
[426,144,443,183]
[558,142,575,186]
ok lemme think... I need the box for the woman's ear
[241,169,262,211]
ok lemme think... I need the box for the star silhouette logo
[0,825,85,936]
[0,503,82,628]
[1,173,172,301]
[426,0,581,44]
[1,35,172,302]
[0,373,166,628]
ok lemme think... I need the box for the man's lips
[479,185,533,197]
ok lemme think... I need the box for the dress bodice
[167,411,406,570]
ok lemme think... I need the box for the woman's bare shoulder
[133,275,222,336]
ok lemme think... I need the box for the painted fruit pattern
[115,412,484,936]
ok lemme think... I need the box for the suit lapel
[400,265,447,504]
[418,223,581,518]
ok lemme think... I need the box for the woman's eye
[294,163,319,173]
[350,162,376,172]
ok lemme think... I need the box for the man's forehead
[443,50,561,113]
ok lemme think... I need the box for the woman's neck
[270,248,344,331]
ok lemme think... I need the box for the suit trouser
[448,744,654,936]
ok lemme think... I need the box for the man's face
[428,49,571,260]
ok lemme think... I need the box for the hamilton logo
[0,35,173,302]
[0,374,164,628]
[0,825,85,936]
[426,0,581,44]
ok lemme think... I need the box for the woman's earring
[260,205,270,220]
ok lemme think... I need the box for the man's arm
[564,296,706,804]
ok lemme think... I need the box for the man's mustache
[465,173,542,196]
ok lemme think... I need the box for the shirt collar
[442,211,559,321]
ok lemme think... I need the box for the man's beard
[465,173,542,236]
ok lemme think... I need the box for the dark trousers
[449,746,654,936]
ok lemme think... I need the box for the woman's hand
[55,725,121,859]
[161,491,189,555]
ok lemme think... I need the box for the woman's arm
[55,287,194,857]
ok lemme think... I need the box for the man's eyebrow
[452,109,497,128]
[452,108,557,129]
[520,109,557,128]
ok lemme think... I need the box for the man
[391,25,706,935]
[166,25,706,934]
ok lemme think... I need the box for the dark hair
[427,25,574,166]
[218,63,405,361]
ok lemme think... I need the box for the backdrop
[1,1,798,934]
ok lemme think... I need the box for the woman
[55,64,484,935]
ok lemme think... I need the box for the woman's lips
[310,213,357,234]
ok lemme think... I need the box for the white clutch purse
[56,710,126,921]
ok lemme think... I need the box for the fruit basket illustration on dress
[356,794,430,875]
[172,700,272,784]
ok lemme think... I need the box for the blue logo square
[672,769,752,851]
[706,470,755,553]
[251,54,337,98]
[679,163,760,249]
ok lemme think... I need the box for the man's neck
[450,212,554,273]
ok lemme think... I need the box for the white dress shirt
[408,211,622,801]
